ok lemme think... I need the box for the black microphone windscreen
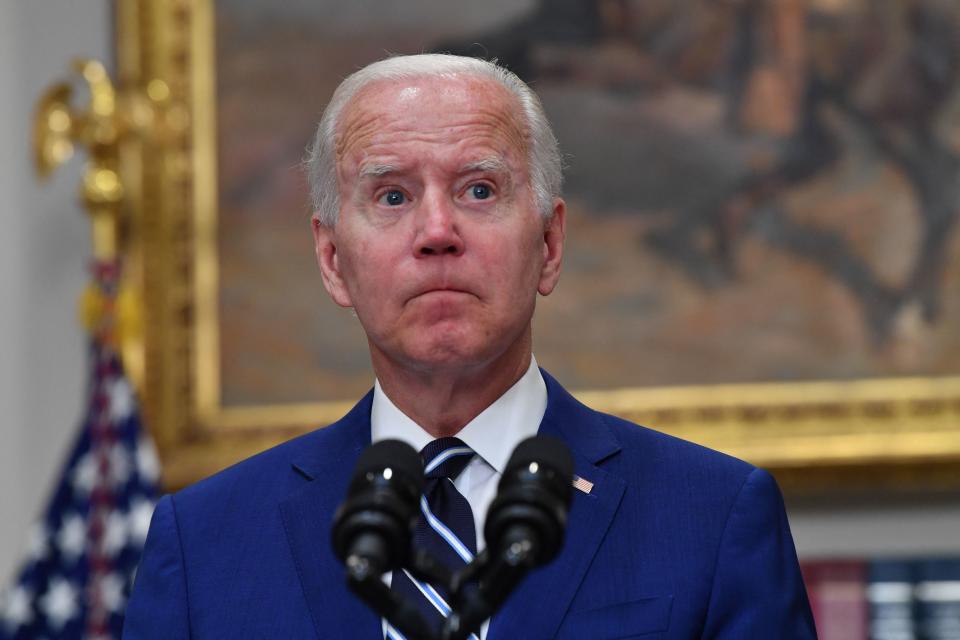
[351,439,424,493]
[333,439,424,573]
[503,435,574,481]
[485,435,574,568]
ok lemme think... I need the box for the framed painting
[114,0,960,493]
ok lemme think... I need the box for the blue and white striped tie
[388,438,478,640]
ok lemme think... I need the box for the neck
[372,334,533,438]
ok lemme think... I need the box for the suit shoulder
[540,370,757,493]
[171,414,364,516]
[173,391,371,506]
[597,409,758,489]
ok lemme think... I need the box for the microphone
[484,435,574,567]
[441,435,574,640]
[333,436,575,640]
[331,439,424,580]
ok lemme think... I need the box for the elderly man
[124,54,815,639]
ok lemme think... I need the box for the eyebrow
[357,163,400,179]
[355,156,510,180]
[460,157,508,174]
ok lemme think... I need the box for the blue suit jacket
[124,371,815,639]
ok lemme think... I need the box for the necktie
[388,438,478,640]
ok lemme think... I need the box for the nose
[414,189,464,257]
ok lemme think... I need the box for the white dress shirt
[371,356,547,640]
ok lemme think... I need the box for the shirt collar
[371,356,546,474]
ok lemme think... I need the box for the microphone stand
[338,436,572,640]
[441,525,540,640]
[344,542,436,640]
[348,534,538,640]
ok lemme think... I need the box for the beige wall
[1,0,958,589]
[0,0,108,583]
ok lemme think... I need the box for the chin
[407,344,486,371]
[375,319,529,373]
[391,333,487,369]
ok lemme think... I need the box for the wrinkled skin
[312,74,565,434]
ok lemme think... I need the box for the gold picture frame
[113,0,960,494]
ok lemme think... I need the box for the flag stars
[107,378,135,423]
[2,585,34,628]
[97,573,126,613]
[56,514,87,562]
[5,344,159,638]
[26,523,49,561]
[128,498,155,545]
[71,452,97,496]
[109,444,132,486]
[74,444,135,493]
[136,438,161,484]
[38,578,79,630]
[101,511,128,557]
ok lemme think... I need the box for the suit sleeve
[701,468,816,639]
[123,495,191,639]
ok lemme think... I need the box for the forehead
[334,75,529,170]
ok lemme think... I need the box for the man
[124,54,815,639]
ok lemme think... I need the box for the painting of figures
[214,0,960,406]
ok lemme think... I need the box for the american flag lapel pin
[572,474,594,495]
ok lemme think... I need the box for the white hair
[305,54,563,227]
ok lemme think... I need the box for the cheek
[488,239,544,297]
[336,240,372,297]
[339,237,402,310]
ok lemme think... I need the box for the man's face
[312,75,565,376]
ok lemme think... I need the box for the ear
[537,198,566,296]
[312,213,354,308]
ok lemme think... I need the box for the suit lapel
[278,372,625,639]
[488,372,626,639]
[279,393,383,640]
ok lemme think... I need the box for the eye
[378,189,407,206]
[469,183,492,200]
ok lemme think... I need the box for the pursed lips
[406,286,477,305]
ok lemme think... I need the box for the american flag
[0,264,160,639]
